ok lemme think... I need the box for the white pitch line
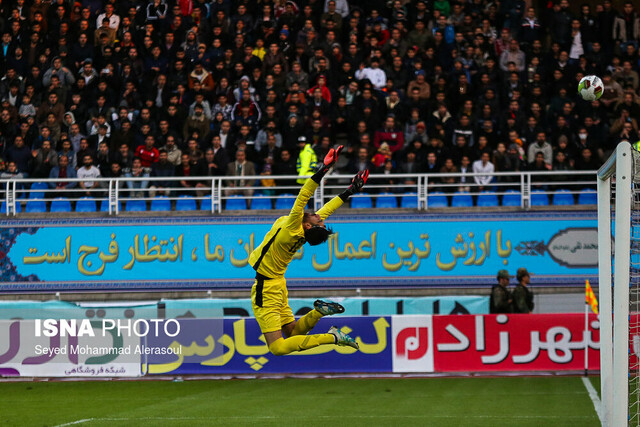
[582,376,604,424]
[53,419,94,427]
[54,414,596,423]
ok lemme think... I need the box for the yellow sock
[268,334,335,356]
[291,309,323,336]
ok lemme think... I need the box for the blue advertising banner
[0,212,597,291]
[144,316,392,374]
[162,296,489,317]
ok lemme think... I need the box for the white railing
[0,170,598,215]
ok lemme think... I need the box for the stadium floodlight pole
[598,141,632,427]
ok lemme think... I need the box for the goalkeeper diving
[248,145,369,355]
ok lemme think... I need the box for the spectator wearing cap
[295,136,317,184]
[490,270,512,313]
[512,268,534,313]
[355,57,387,90]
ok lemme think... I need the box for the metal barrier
[1,170,597,215]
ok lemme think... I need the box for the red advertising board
[432,314,599,372]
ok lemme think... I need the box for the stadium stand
[0,0,628,215]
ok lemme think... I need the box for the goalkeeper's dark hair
[305,226,334,246]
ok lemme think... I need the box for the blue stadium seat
[552,189,575,206]
[251,197,272,210]
[451,192,473,207]
[100,200,122,213]
[200,196,213,211]
[275,194,295,210]
[351,193,373,208]
[150,197,171,212]
[502,190,522,207]
[25,200,46,213]
[428,192,448,208]
[50,198,71,213]
[477,192,499,207]
[578,189,597,205]
[75,197,97,212]
[530,190,549,206]
[376,193,398,208]
[28,182,47,200]
[226,195,247,210]
[125,199,147,212]
[1,201,21,213]
[175,196,197,211]
[400,192,418,208]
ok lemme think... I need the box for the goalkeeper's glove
[340,170,370,201]
[312,145,344,183]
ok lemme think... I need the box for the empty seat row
[427,189,596,208]
[0,189,597,213]
[350,193,418,209]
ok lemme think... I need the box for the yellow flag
[585,280,598,314]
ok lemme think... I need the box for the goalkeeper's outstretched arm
[316,169,370,220]
[286,146,344,229]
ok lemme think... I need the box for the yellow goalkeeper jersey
[248,179,343,278]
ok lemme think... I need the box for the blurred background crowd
[0,0,638,196]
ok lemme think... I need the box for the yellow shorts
[251,276,295,334]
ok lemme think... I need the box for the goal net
[598,141,640,426]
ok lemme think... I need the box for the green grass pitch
[0,376,600,426]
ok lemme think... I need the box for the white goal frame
[598,141,634,426]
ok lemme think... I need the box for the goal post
[597,141,636,426]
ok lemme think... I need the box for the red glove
[323,145,344,167]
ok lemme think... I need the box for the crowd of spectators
[0,0,638,200]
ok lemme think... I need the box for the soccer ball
[578,75,604,101]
